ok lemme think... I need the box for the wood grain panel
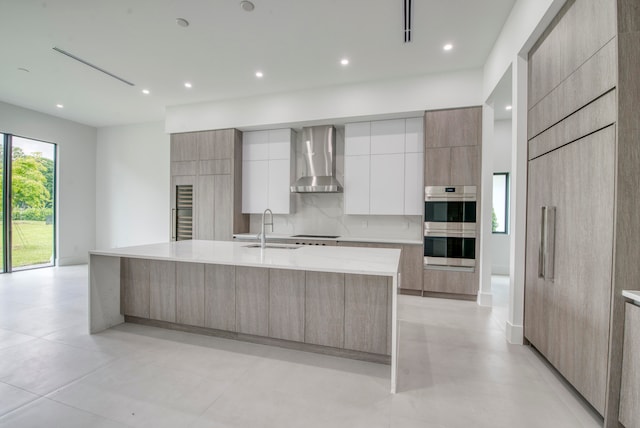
[528,38,617,139]
[401,245,424,292]
[422,268,478,296]
[450,146,479,186]
[268,269,305,342]
[214,174,233,241]
[424,147,451,186]
[198,129,234,160]
[170,133,199,161]
[199,159,231,175]
[204,264,236,331]
[619,303,640,427]
[424,107,481,148]
[305,271,345,348]
[233,129,250,235]
[344,274,390,355]
[149,260,176,322]
[121,258,150,318]
[528,89,616,160]
[235,266,269,336]
[528,0,616,109]
[196,175,215,240]
[170,161,198,176]
[176,262,205,327]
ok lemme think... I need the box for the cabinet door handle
[171,209,176,241]
[544,206,556,281]
[538,206,546,279]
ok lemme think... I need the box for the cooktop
[291,234,341,239]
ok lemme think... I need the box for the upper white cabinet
[242,129,295,214]
[344,118,423,216]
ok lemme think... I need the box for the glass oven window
[425,201,476,223]
[424,236,475,259]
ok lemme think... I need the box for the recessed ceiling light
[17,67,30,73]
[56,104,64,109]
[184,82,192,88]
[240,1,255,12]
[255,71,263,78]
[340,58,349,66]
[176,18,189,27]
[505,105,512,111]
[443,44,453,51]
[142,89,150,95]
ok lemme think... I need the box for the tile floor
[0,265,603,427]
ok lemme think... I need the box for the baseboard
[422,291,477,301]
[58,256,89,266]
[477,291,493,307]
[506,321,524,344]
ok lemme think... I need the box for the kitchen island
[89,240,401,392]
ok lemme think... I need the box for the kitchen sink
[243,244,301,250]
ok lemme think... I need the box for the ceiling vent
[52,47,135,86]
[404,0,412,43]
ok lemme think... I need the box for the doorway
[1,133,56,272]
[487,68,513,330]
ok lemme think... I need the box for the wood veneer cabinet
[305,271,345,348]
[235,266,269,336]
[525,126,615,414]
[170,129,248,241]
[268,269,305,342]
[525,0,640,424]
[619,303,640,427]
[149,261,176,323]
[121,258,150,318]
[336,241,423,294]
[204,264,236,331]
[344,274,390,355]
[176,262,205,327]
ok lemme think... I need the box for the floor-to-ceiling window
[1,133,56,272]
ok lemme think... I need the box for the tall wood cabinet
[524,0,640,424]
[170,129,248,241]
[422,107,482,298]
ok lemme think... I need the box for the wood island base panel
[89,240,400,392]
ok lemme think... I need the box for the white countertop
[623,290,640,304]
[233,233,423,246]
[90,240,400,277]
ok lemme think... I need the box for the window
[0,133,57,272]
[492,173,509,234]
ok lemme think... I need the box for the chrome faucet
[259,208,273,249]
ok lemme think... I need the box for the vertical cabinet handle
[544,207,556,281]
[171,209,176,241]
[538,206,556,281]
[538,207,546,278]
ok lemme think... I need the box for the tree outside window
[492,173,509,234]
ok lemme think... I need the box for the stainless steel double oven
[424,186,477,271]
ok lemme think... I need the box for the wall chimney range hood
[290,125,343,193]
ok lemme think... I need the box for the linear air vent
[403,0,412,43]
[52,47,135,86]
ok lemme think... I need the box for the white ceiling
[0,0,516,128]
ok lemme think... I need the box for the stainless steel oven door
[423,230,476,270]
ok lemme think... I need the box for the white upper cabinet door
[243,130,269,161]
[369,154,405,215]
[344,155,370,215]
[268,129,292,160]
[345,122,371,156]
[242,160,269,213]
[370,119,405,155]
[405,117,424,153]
[404,152,424,215]
[268,159,292,214]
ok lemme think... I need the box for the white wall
[95,122,169,249]
[481,0,567,343]
[166,69,483,133]
[491,119,512,275]
[0,101,96,265]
